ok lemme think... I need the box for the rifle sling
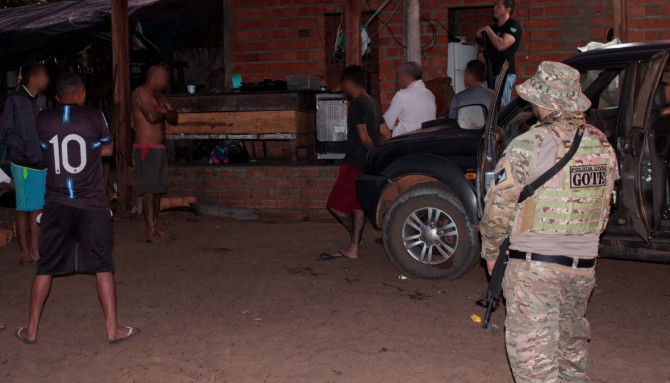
[517,125,585,204]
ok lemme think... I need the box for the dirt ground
[0,212,669,383]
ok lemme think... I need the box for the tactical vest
[511,123,617,236]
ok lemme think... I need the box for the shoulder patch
[495,169,507,185]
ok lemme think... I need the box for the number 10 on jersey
[48,134,87,175]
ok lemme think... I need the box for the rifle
[476,34,495,89]
[477,126,585,332]
[480,237,509,331]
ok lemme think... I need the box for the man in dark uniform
[16,74,138,344]
[478,0,522,105]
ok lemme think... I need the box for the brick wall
[230,0,670,107]
[450,6,494,43]
[230,0,452,106]
[512,0,614,79]
[230,0,338,84]
[168,165,338,222]
[627,1,670,41]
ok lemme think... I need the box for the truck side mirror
[457,104,487,130]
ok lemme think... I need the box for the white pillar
[405,0,421,64]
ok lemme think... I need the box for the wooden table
[166,93,316,162]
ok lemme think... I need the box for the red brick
[300,169,321,177]
[265,168,291,177]
[629,5,646,17]
[0,229,12,247]
[627,31,646,41]
[275,200,296,208]
[260,200,278,208]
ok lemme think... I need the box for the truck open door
[476,61,509,216]
[620,52,669,240]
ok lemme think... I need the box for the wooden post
[345,0,361,66]
[223,0,232,91]
[405,0,421,64]
[111,0,132,212]
[612,0,627,43]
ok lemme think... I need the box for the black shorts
[36,203,114,275]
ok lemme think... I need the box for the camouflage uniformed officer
[480,61,619,383]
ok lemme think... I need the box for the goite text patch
[570,164,607,188]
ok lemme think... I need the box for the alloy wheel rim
[402,207,458,265]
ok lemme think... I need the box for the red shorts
[326,164,363,214]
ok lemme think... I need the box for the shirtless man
[132,65,177,242]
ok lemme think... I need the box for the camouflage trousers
[502,259,596,383]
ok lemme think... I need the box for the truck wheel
[383,183,479,280]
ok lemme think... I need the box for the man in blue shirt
[449,60,494,119]
[0,62,49,266]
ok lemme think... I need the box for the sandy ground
[0,212,669,383]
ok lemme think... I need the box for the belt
[508,250,596,269]
[133,143,166,161]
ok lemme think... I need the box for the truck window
[499,68,623,152]
[581,68,624,141]
[581,69,622,109]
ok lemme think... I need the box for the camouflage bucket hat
[515,61,591,112]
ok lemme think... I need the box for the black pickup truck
[357,41,670,279]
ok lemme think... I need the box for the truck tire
[383,182,480,280]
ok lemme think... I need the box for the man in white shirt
[449,60,494,119]
[383,62,437,137]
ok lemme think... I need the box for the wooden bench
[166,93,316,162]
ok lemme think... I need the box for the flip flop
[317,251,348,261]
[109,326,140,345]
[0,322,6,332]
[15,327,36,344]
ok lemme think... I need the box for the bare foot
[339,244,359,259]
[146,228,158,243]
[19,258,35,267]
[15,327,37,344]
[108,326,140,344]
[154,227,166,237]
[0,321,6,331]
[19,251,32,266]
